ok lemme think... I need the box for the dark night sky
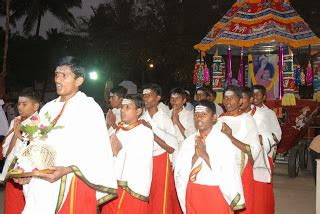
[0,0,104,37]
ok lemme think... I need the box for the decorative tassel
[294,65,301,86]
[227,46,232,85]
[301,70,306,86]
[237,48,244,87]
[306,61,313,86]
[193,59,201,85]
[278,45,284,99]
[203,63,210,85]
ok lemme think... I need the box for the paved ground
[0,163,316,214]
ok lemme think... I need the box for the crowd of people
[0,56,282,214]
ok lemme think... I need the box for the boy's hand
[110,134,122,156]
[106,110,117,128]
[13,116,23,140]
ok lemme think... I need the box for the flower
[21,112,63,142]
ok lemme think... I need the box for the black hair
[224,85,242,99]
[19,91,41,103]
[124,94,144,109]
[207,88,217,98]
[195,99,216,114]
[143,83,162,96]
[110,86,127,98]
[252,85,267,96]
[57,56,85,79]
[169,87,187,99]
[241,86,253,98]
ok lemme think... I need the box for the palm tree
[0,0,11,97]
[11,0,82,36]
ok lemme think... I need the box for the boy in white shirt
[106,86,127,134]
[101,94,154,214]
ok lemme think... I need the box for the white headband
[143,89,152,95]
[171,93,179,98]
[195,105,208,113]
[253,89,260,93]
[110,92,114,96]
[196,90,205,95]
[122,98,132,105]
[224,91,235,96]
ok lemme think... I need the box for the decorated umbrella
[193,0,320,105]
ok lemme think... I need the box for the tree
[9,0,82,36]
[0,0,11,97]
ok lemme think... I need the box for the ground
[0,163,316,214]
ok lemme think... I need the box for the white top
[174,125,245,213]
[185,102,194,111]
[141,109,178,156]
[218,113,261,174]
[114,124,154,197]
[107,108,121,135]
[0,112,39,181]
[22,92,117,214]
[257,104,282,157]
[215,102,224,117]
[158,102,170,115]
[0,99,8,136]
[249,107,272,183]
[168,108,196,166]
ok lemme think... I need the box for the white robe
[215,102,224,117]
[114,124,154,197]
[257,104,282,158]
[0,112,39,181]
[141,109,178,156]
[22,92,117,214]
[168,108,196,166]
[250,107,272,183]
[0,99,9,136]
[107,107,121,135]
[174,125,245,213]
[218,113,261,174]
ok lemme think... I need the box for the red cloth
[266,157,275,214]
[253,181,267,214]
[100,187,148,214]
[186,182,232,214]
[235,162,254,214]
[147,152,182,214]
[4,179,25,214]
[58,176,96,214]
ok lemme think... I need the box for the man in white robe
[175,100,245,213]
[168,88,196,166]
[141,83,180,213]
[14,56,117,214]
[106,86,127,135]
[195,87,224,116]
[219,85,261,214]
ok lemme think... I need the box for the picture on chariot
[252,54,279,100]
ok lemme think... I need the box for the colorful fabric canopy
[194,0,320,51]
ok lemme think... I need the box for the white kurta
[218,113,261,173]
[250,107,272,183]
[141,109,178,156]
[22,92,117,214]
[114,124,154,197]
[168,108,196,166]
[257,104,282,158]
[174,125,245,213]
[107,108,121,135]
[0,112,39,181]
[0,99,9,136]
[215,102,224,117]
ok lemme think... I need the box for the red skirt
[235,162,254,214]
[253,180,267,214]
[186,182,232,214]
[58,176,96,214]
[266,157,275,214]
[147,152,182,214]
[4,179,25,214]
[100,187,148,214]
